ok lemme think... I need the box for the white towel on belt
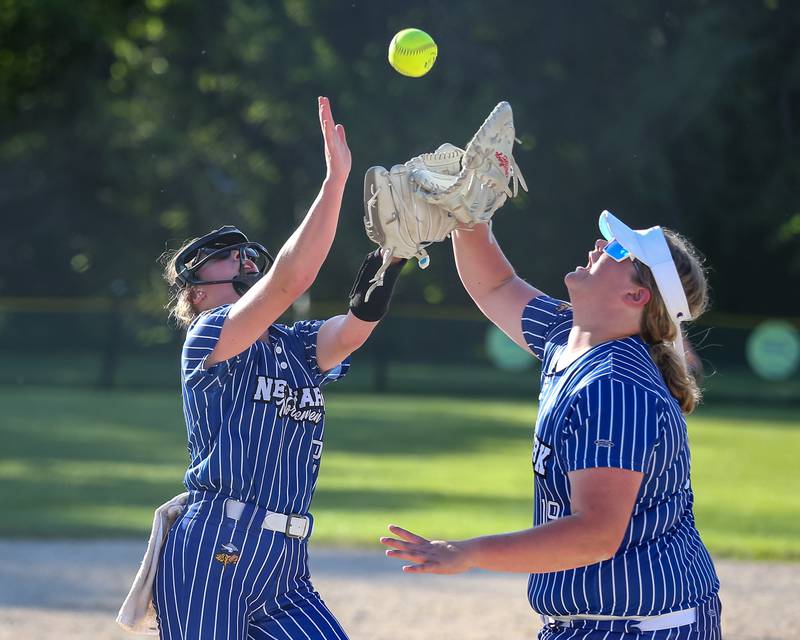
[116,491,189,635]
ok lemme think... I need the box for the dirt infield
[0,541,796,639]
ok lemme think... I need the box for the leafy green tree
[0,0,797,321]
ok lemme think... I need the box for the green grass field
[0,386,798,560]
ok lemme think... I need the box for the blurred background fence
[1,0,799,409]
[1,296,797,405]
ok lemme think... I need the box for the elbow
[338,320,373,354]
[594,545,621,564]
[291,266,317,294]
[573,514,627,564]
[337,314,379,357]
[578,542,619,567]
[491,273,518,293]
[590,529,626,563]
[332,337,365,364]
[464,273,516,306]
[281,271,316,299]
[317,316,373,372]
[270,252,318,298]
[483,273,517,299]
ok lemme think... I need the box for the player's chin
[564,267,589,285]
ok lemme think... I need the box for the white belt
[225,499,310,540]
[543,606,696,632]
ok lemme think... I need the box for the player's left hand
[380,524,472,575]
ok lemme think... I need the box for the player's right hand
[380,524,472,575]
[319,96,351,184]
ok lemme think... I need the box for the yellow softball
[388,28,438,78]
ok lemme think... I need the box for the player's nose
[239,253,258,273]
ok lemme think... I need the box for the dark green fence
[0,298,798,405]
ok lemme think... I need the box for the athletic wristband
[348,250,407,322]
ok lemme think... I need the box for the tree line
[1,0,797,317]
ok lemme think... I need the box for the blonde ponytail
[635,230,709,414]
[160,239,202,330]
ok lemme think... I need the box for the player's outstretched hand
[318,96,351,184]
[380,524,472,575]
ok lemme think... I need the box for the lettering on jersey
[252,375,325,424]
[532,436,553,478]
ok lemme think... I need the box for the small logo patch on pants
[215,542,239,566]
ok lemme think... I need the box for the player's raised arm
[153,97,365,640]
[356,101,535,352]
[451,223,543,351]
[206,96,351,366]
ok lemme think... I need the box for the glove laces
[364,182,396,301]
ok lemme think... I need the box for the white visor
[599,210,692,364]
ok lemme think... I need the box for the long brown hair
[635,229,709,414]
[159,237,202,330]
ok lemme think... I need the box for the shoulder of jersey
[269,323,292,339]
[580,338,671,399]
[188,303,233,329]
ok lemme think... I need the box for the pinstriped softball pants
[153,492,348,640]
[537,594,722,640]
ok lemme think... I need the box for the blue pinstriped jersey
[180,305,349,515]
[521,296,719,617]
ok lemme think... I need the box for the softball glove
[407,101,527,226]
[361,101,526,298]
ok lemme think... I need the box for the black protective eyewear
[192,245,261,265]
[171,225,275,293]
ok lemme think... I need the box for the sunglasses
[188,246,259,267]
[195,245,260,262]
[602,239,646,282]
[602,238,631,262]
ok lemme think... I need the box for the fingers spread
[402,562,437,574]
[379,536,418,551]
[388,524,428,544]
[385,549,425,562]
